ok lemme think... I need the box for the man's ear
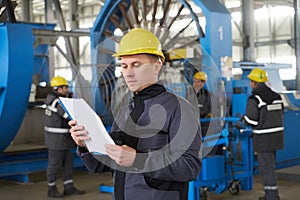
[154,62,162,74]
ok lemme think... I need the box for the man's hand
[105,144,136,167]
[68,120,91,147]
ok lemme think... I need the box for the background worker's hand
[105,144,136,167]
[68,120,91,147]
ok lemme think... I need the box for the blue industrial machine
[0,22,50,182]
[0,23,34,152]
[188,118,253,200]
[0,22,84,182]
[89,0,232,122]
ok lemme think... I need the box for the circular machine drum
[81,0,231,130]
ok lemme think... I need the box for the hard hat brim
[112,49,165,60]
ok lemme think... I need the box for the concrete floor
[0,165,299,200]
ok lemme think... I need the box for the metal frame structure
[188,118,253,200]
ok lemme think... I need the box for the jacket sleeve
[139,101,202,182]
[57,99,70,120]
[77,147,111,173]
[243,97,259,127]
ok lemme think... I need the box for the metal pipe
[118,3,134,29]
[294,0,300,90]
[52,0,77,71]
[109,15,125,31]
[164,19,193,48]
[242,0,254,61]
[151,0,158,24]
[167,4,184,29]
[45,0,55,82]
[21,0,30,22]
[142,0,147,21]
[70,0,79,66]
[32,29,90,37]
[159,0,171,27]
[131,0,140,25]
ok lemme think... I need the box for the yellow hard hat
[193,72,207,81]
[113,28,165,60]
[51,76,68,87]
[247,68,268,82]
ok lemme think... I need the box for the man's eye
[133,63,141,67]
[121,65,127,68]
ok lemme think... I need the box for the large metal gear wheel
[84,0,231,129]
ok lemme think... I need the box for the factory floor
[0,165,299,200]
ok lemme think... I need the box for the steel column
[242,0,254,61]
[294,0,300,90]
[21,0,30,22]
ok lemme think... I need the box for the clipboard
[59,97,115,154]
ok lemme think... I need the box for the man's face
[58,86,69,97]
[250,80,257,89]
[193,79,205,91]
[121,54,161,92]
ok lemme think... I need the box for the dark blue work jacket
[78,84,202,200]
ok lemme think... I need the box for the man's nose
[124,67,134,76]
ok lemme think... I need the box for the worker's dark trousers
[47,149,73,186]
[257,151,280,200]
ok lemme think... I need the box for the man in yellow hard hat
[193,72,212,135]
[242,68,284,200]
[44,76,84,198]
[69,28,201,200]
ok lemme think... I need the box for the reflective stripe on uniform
[273,100,283,104]
[63,179,73,185]
[244,115,258,126]
[63,112,69,119]
[267,104,282,111]
[48,182,56,187]
[47,98,60,113]
[264,185,278,190]
[253,127,284,134]
[254,95,267,108]
[45,126,69,133]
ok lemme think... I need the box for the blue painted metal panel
[231,94,248,117]
[285,92,300,107]
[0,149,84,183]
[31,23,55,83]
[194,0,232,71]
[195,0,231,13]
[0,23,34,152]
[0,22,55,152]
[276,109,300,167]
[199,156,225,181]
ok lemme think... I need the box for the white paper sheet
[59,97,114,154]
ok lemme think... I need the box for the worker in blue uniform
[69,28,202,200]
[44,76,84,198]
[242,68,284,200]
